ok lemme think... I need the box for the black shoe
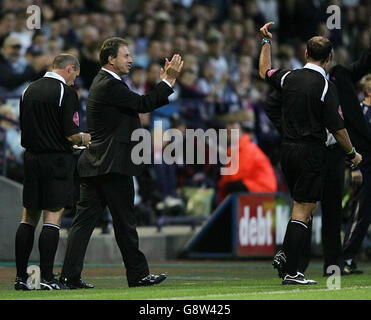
[40,278,70,290]
[59,276,94,289]
[344,260,363,274]
[273,249,287,279]
[14,276,33,291]
[282,272,317,285]
[129,273,167,287]
[323,266,350,277]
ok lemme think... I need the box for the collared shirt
[20,71,80,152]
[361,101,371,126]
[44,71,67,84]
[101,67,122,81]
[101,67,173,88]
[303,63,326,78]
[264,63,344,144]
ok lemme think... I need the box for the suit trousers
[320,144,345,271]
[61,173,149,285]
[343,151,371,260]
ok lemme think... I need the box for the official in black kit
[14,54,91,290]
[264,48,371,277]
[258,22,362,285]
[60,37,183,288]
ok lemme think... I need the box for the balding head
[52,53,80,71]
[306,36,333,64]
[52,54,80,86]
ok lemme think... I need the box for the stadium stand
[0,0,370,235]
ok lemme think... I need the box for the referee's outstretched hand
[351,152,362,169]
[260,21,275,40]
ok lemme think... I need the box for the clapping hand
[161,54,184,87]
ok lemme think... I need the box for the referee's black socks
[283,219,310,276]
[39,224,60,281]
[15,222,36,279]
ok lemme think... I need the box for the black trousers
[298,144,345,273]
[320,144,345,271]
[343,151,371,261]
[61,173,149,285]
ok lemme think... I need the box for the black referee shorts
[23,151,74,210]
[280,142,327,203]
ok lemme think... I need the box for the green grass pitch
[0,260,370,300]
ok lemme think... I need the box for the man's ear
[305,49,308,60]
[108,55,115,66]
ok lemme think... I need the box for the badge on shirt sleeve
[267,69,278,77]
[73,112,80,126]
[338,105,344,120]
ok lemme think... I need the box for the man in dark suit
[330,49,371,274]
[60,37,183,289]
[266,47,371,277]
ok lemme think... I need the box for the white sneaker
[282,272,317,285]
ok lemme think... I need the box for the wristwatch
[261,39,272,46]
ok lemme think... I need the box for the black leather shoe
[129,273,167,287]
[59,276,94,289]
[14,276,32,291]
[272,249,287,279]
[344,260,363,275]
[40,278,70,290]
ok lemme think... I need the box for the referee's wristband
[345,147,356,160]
[261,39,272,46]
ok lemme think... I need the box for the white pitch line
[153,285,371,300]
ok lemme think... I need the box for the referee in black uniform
[265,48,371,277]
[14,54,91,290]
[258,22,362,285]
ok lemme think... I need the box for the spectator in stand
[135,17,156,55]
[196,62,227,104]
[135,39,163,69]
[218,121,277,201]
[31,31,48,53]
[0,104,23,162]
[0,12,17,47]
[127,66,147,96]
[0,36,48,97]
[144,61,162,92]
[79,40,101,89]
[47,36,63,58]
[205,30,228,82]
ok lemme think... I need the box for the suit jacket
[328,48,371,153]
[78,69,173,177]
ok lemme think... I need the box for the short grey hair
[52,53,80,70]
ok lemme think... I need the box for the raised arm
[259,21,274,80]
[350,47,371,83]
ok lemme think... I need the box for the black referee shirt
[265,63,344,145]
[20,72,81,153]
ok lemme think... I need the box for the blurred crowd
[0,0,370,223]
